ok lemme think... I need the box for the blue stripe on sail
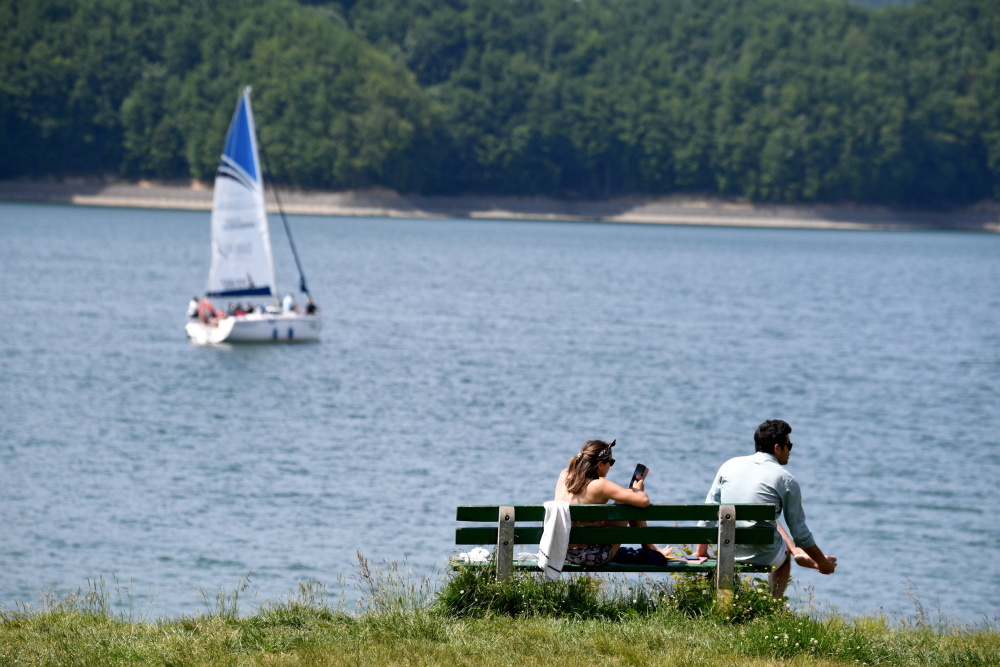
[207,286,273,298]
[216,163,255,192]
[221,93,258,184]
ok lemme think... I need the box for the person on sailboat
[187,297,199,319]
[305,298,318,315]
[197,296,221,324]
[282,293,298,313]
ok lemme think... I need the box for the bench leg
[715,504,736,603]
[496,505,515,581]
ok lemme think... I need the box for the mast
[260,149,311,298]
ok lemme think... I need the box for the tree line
[1,0,996,206]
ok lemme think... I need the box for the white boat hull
[186,312,321,345]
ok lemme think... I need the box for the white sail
[206,87,276,299]
[186,86,321,344]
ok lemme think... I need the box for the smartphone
[628,463,649,489]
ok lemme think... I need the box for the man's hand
[801,545,836,575]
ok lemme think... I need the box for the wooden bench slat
[515,559,772,574]
[454,527,538,545]
[456,526,773,545]
[568,526,774,545]
[456,503,776,522]
[450,558,772,574]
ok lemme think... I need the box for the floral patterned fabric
[564,543,614,567]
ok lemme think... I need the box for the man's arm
[777,522,836,574]
[780,476,815,550]
[802,544,836,574]
[779,478,837,573]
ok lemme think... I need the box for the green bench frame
[456,503,777,592]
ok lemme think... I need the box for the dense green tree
[1,0,996,205]
[0,0,437,191]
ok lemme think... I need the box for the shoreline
[2,178,998,232]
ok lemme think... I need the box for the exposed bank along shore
[2,179,998,232]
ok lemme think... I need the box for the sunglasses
[601,458,616,466]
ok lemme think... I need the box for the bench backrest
[456,503,777,547]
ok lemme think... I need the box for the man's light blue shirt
[700,451,815,564]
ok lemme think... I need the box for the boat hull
[185,313,321,345]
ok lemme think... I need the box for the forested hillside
[1,0,996,206]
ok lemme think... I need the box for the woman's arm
[595,478,651,507]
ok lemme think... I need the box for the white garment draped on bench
[537,500,571,580]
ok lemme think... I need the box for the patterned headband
[586,439,617,460]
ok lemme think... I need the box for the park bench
[455,503,776,593]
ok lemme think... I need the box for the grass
[1,556,997,666]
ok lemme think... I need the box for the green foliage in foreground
[1,563,997,666]
[434,563,787,623]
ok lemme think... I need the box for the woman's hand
[631,478,645,493]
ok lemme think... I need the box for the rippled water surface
[1,202,998,623]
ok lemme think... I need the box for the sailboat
[185,87,321,345]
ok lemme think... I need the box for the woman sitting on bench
[554,439,672,566]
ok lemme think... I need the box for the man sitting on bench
[694,419,837,598]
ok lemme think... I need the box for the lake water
[1,201,998,624]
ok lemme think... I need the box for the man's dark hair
[754,419,792,453]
